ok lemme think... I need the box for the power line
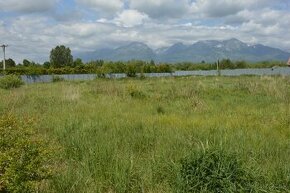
[1,45,8,70]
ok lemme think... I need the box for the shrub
[139,71,146,79]
[52,75,65,82]
[179,148,256,192]
[96,68,107,78]
[126,64,137,77]
[0,114,57,193]
[127,85,145,99]
[0,75,24,89]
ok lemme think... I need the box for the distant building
[288,58,290,67]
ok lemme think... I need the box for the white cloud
[0,15,119,62]
[53,9,83,22]
[113,10,149,27]
[129,0,189,18]
[191,0,242,17]
[190,0,287,17]
[76,0,124,14]
[223,8,290,36]
[0,0,58,13]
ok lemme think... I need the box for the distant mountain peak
[172,42,185,46]
[127,41,148,46]
[76,38,290,63]
[170,42,188,49]
[120,42,151,49]
[226,38,241,42]
[197,38,242,46]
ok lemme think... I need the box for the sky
[0,0,290,63]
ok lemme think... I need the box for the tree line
[0,45,286,76]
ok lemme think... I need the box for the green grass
[0,76,289,192]
[0,74,24,89]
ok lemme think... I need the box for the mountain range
[76,38,290,63]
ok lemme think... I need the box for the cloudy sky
[0,0,289,63]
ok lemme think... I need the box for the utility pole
[1,45,8,70]
[217,59,220,76]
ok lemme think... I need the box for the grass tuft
[179,148,256,192]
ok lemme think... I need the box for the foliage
[73,58,83,67]
[0,75,24,89]
[43,61,51,69]
[52,75,65,82]
[0,58,16,69]
[0,114,57,193]
[50,45,73,68]
[179,148,256,192]
[1,57,287,76]
[126,63,138,77]
[219,59,233,69]
[174,60,286,71]
[22,59,32,67]
[156,64,172,73]
[127,84,146,99]
[235,60,247,68]
[174,62,216,71]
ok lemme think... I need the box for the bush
[127,85,145,99]
[0,114,57,193]
[126,64,137,77]
[179,148,256,192]
[0,75,24,89]
[96,67,107,78]
[52,75,65,82]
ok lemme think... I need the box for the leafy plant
[0,75,24,89]
[126,63,137,77]
[52,75,65,82]
[127,84,146,99]
[0,114,58,193]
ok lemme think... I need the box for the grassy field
[0,76,289,192]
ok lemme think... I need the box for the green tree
[23,59,31,67]
[126,63,137,77]
[73,58,83,67]
[235,60,247,69]
[157,64,172,73]
[220,59,234,69]
[43,61,51,68]
[50,45,73,68]
[0,58,16,68]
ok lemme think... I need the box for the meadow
[0,75,289,192]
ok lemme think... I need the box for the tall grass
[0,75,24,89]
[0,76,289,192]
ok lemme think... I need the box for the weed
[157,106,165,114]
[0,75,24,89]
[179,148,256,192]
[127,84,146,99]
